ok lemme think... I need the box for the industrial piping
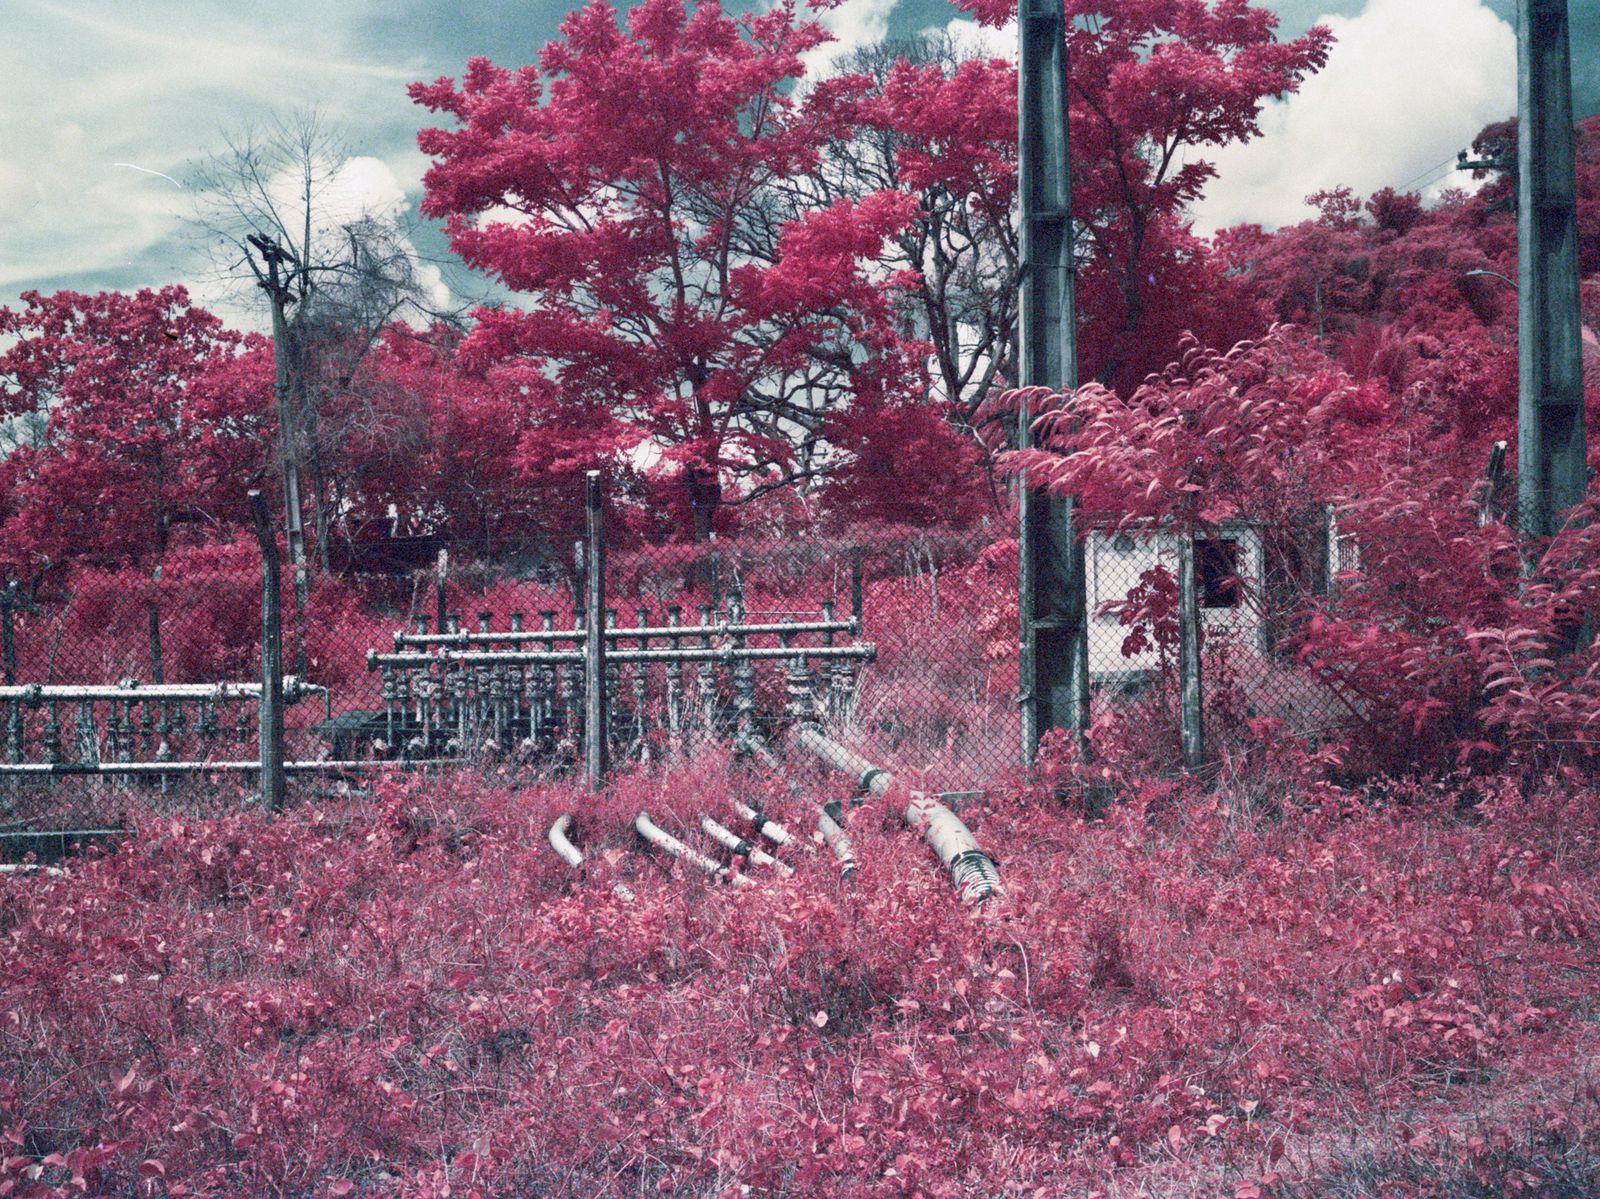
[548,813,635,901]
[635,811,758,889]
[700,814,794,876]
[790,723,1000,903]
[737,734,856,879]
[548,813,585,870]
[730,800,812,855]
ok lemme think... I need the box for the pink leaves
[411,0,924,538]
[740,191,917,321]
[5,755,1600,1194]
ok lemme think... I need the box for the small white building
[1086,522,1267,679]
[1085,511,1353,682]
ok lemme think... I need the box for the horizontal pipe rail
[0,759,459,776]
[396,618,858,649]
[367,644,876,670]
[447,645,877,665]
[0,677,324,703]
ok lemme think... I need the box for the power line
[1395,154,1462,193]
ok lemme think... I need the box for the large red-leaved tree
[938,0,1331,390]
[411,0,921,540]
[0,288,272,576]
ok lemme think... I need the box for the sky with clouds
[3,0,1597,325]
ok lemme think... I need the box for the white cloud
[930,16,1016,63]
[0,1,429,313]
[1191,0,1515,235]
[291,155,451,317]
[800,0,900,80]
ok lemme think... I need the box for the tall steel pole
[1517,0,1586,544]
[1018,0,1090,763]
[248,235,311,612]
[584,471,609,790]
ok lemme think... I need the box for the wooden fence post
[1178,533,1204,771]
[148,566,164,685]
[249,492,286,813]
[584,472,608,790]
[850,546,864,631]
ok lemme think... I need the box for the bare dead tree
[188,110,452,573]
[793,34,1025,507]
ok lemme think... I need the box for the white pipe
[0,677,322,702]
[730,800,812,854]
[0,760,457,776]
[737,733,854,879]
[548,813,634,900]
[635,811,757,888]
[700,815,794,876]
[815,803,858,880]
[790,723,999,903]
[548,813,584,869]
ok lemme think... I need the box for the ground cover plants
[3,755,1599,1198]
[4,0,1600,1194]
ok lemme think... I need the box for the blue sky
[2,0,1595,325]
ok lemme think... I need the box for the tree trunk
[685,465,720,543]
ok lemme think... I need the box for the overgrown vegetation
[3,0,1600,1194]
[3,760,1598,1197]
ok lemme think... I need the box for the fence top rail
[0,678,325,703]
[366,644,876,670]
[393,617,858,649]
[0,759,462,775]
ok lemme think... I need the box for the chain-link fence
[1,494,1365,854]
[0,505,1024,852]
[1086,514,1357,766]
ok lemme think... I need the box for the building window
[1195,538,1242,608]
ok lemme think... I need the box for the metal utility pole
[1517,0,1586,545]
[248,491,286,813]
[246,234,311,610]
[584,471,609,790]
[1018,0,1090,763]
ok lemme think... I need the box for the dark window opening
[1195,538,1242,608]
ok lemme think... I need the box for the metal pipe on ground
[549,813,584,870]
[634,811,757,888]
[814,803,857,880]
[549,813,635,900]
[730,800,812,855]
[700,814,794,876]
[736,735,855,879]
[790,722,1000,903]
